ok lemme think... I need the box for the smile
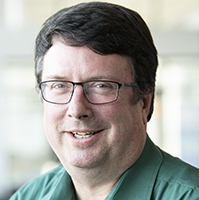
[71,131,101,139]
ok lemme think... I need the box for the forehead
[42,40,133,82]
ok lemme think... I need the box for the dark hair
[35,2,158,121]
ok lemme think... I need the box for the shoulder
[153,148,199,199]
[10,165,67,199]
[159,149,199,186]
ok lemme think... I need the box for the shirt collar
[49,171,75,200]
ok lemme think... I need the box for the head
[35,2,158,176]
[35,1,158,122]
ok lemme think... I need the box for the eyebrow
[90,74,130,83]
[45,75,69,80]
[44,75,122,82]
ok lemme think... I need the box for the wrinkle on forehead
[42,40,134,83]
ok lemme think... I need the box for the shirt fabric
[10,135,199,200]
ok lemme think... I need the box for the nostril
[78,114,89,119]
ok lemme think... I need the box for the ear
[141,93,153,125]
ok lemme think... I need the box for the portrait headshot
[2,1,198,200]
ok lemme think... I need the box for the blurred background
[0,0,199,199]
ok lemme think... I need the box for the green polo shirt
[10,136,199,199]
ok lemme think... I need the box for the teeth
[73,132,94,135]
[72,132,94,139]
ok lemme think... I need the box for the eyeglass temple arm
[121,82,138,87]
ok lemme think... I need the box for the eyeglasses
[39,80,138,105]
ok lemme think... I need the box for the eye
[53,83,66,89]
[94,82,113,89]
[87,81,117,95]
[50,82,72,93]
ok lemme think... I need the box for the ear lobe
[142,93,153,124]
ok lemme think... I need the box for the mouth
[71,130,102,139]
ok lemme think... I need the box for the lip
[67,129,102,134]
[64,129,105,146]
[71,130,102,137]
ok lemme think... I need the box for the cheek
[109,100,143,134]
[43,104,65,140]
[100,102,133,134]
[43,105,67,159]
[44,105,55,128]
[44,103,66,123]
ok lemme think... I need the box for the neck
[71,166,122,200]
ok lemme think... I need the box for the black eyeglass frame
[38,80,138,105]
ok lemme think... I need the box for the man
[10,2,199,200]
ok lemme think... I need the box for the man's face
[42,39,150,171]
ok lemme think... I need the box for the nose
[66,85,93,120]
